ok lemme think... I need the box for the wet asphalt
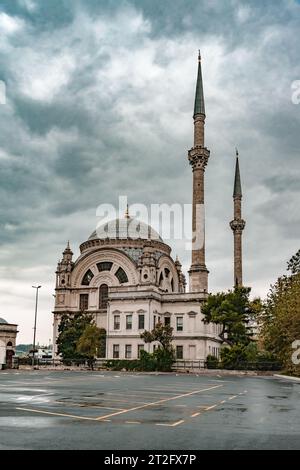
[0,370,299,450]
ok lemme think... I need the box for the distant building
[0,317,18,369]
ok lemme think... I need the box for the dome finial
[198,49,201,62]
[125,204,130,219]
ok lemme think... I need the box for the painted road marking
[95,385,223,422]
[229,395,238,400]
[191,412,201,417]
[205,404,218,411]
[55,401,125,411]
[220,400,226,404]
[125,421,141,424]
[16,407,97,421]
[156,420,185,427]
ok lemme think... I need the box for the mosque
[53,54,245,361]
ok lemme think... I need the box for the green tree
[202,287,259,347]
[140,322,175,371]
[141,322,174,352]
[77,325,106,369]
[259,250,300,375]
[287,248,300,274]
[56,313,94,362]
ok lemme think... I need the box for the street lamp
[32,285,42,367]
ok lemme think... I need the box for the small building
[0,317,18,369]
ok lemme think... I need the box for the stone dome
[0,317,8,324]
[89,217,163,242]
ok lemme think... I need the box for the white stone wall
[0,324,18,366]
[106,297,222,360]
[0,339,6,366]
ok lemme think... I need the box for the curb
[274,374,300,382]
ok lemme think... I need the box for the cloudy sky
[0,0,299,344]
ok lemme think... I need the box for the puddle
[217,407,247,412]
[267,396,287,400]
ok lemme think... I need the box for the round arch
[72,248,139,288]
[157,255,179,293]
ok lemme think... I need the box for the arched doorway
[6,342,14,369]
[99,284,109,310]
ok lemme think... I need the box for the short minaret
[230,150,246,287]
[188,51,210,292]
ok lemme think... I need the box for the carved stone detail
[188,145,210,171]
[230,218,246,233]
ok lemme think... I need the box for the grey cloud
[0,0,299,343]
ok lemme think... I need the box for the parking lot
[0,370,299,449]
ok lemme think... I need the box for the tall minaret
[230,150,246,287]
[188,51,210,292]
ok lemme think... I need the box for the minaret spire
[233,149,242,197]
[188,52,210,292]
[194,50,205,117]
[230,151,246,287]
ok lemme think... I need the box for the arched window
[115,267,128,284]
[82,269,94,286]
[97,262,113,272]
[99,284,109,309]
[7,341,13,347]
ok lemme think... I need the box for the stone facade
[53,228,222,360]
[0,318,18,369]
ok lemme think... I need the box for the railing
[172,360,206,371]
[15,357,108,369]
[172,360,282,371]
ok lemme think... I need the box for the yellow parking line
[95,384,223,421]
[125,421,141,424]
[191,412,201,418]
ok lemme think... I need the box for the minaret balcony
[188,146,210,171]
[230,218,246,232]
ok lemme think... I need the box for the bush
[206,354,219,369]
[105,348,175,372]
[153,348,174,372]
[104,360,141,371]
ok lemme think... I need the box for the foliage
[56,313,94,362]
[105,360,141,371]
[220,344,247,368]
[77,325,107,367]
[259,251,300,375]
[105,349,174,372]
[206,354,219,369]
[287,249,300,274]
[202,287,261,347]
[140,322,174,352]
[153,348,174,371]
[140,322,175,371]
